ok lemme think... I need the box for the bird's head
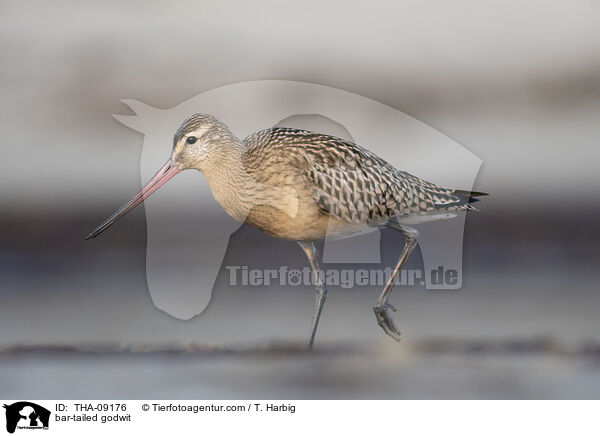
[86,113,237,240]
[170,113,238,171]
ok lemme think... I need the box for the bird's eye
[186,136,197,144]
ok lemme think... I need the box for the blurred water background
[1,0,599,398]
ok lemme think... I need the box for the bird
[87,114,487,348]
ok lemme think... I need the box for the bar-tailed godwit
[87,114,486,348]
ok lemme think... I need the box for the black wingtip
[453,189,489,204]
[469,191,489,197]
[454,189,489,197]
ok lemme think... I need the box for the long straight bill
[85,160,181,240]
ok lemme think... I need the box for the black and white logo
[3,402,50,434]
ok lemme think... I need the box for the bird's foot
[373,302,401,342]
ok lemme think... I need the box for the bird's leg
[298,241,327,350]
[373,224,419,342]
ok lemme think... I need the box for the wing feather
[243,128,473,225]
